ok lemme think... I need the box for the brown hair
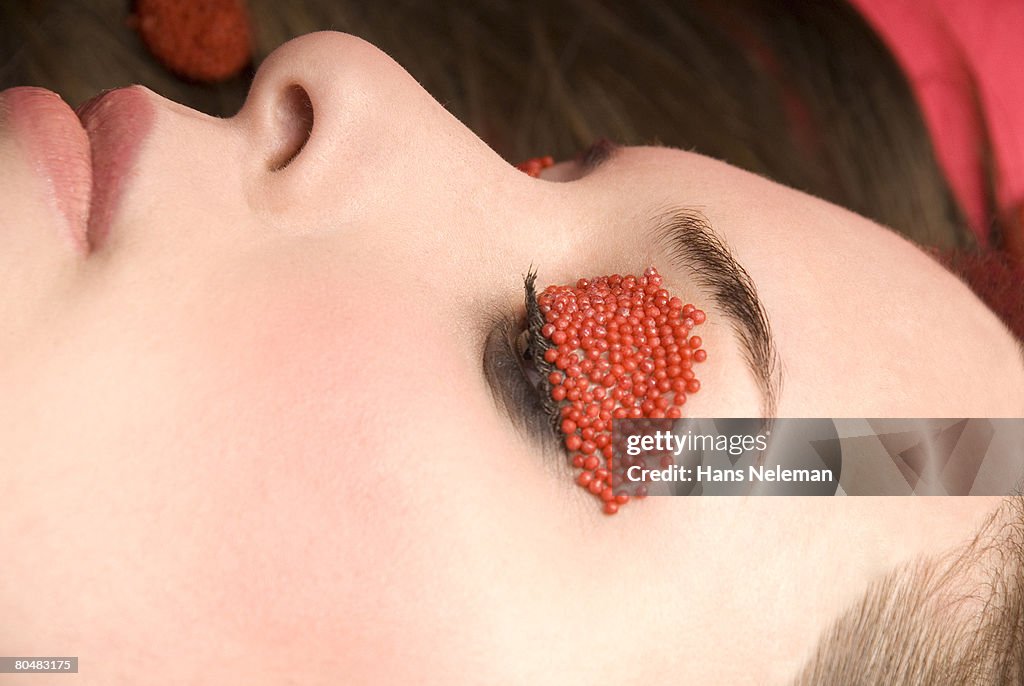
[795,496,1024,685]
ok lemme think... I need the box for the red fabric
[849,0,1024,249]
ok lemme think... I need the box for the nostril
[268,84,313,171]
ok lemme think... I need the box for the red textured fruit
[132,0,252,83]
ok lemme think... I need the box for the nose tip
[233,30,504,226]
[237,32,402,175]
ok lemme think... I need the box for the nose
[236,31,492,221]
[239,33,384,176]
[231,31,567,301]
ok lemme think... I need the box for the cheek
[166,280,591,679]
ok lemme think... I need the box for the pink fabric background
[850,0,1024,246]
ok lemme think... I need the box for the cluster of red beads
[515,155,555,177]
[537,267,707,515]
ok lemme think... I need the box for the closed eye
[481,309,571,474]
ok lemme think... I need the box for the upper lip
[71,86,155,249]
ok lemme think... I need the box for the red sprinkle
[515,155,555,177]
[536,267,707,515]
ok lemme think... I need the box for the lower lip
[0,87,92,252]
[0,86,154,252]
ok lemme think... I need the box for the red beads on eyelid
[515,156,555,177]
[536,267,707,515]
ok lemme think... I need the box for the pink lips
[0,86,153,252]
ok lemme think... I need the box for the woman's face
[3,32,1022,684]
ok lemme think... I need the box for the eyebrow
[654,209,782,419]
[580,142,781,417]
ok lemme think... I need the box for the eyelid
[578,137,619,173]
[482,313,571,471]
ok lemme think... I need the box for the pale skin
[2,32,1023,685]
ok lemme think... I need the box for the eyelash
[485,313,565,457]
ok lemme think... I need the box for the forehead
[741,197,1022,416]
